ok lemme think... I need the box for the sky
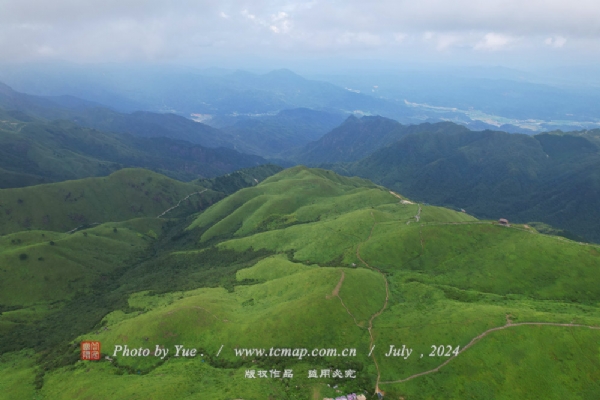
[1,0,600,70]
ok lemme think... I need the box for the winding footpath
[355,211,390,394]
[330,271,361,327]
[157,189,208,218]
[380,320,600,385]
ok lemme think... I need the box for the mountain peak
[0,81,16,96]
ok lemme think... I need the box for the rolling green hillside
[2,167,599,399]
[0,168,222,235]
[0,218,166,307]
[338,127,600,243]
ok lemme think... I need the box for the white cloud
[336,32,382,47]
[474,33,514,51]
[436,34,461,50]
[269,11,291,34]
[545,36,567,47]
[241,9,256,21]
[394,33,407,43]
[271,12,288,22]
[0,0,598,64]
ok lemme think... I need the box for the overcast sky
[1,0,600,70]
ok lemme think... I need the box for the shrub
[19,253,28,261]
[49,241,55,246]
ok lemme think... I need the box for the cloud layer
[0,0,598,66]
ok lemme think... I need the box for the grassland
[1,166,600,399]
[0,218,166,306]
[0,168,222,235]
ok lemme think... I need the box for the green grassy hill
[1,167,599,399]
[0,218,166,307]
[0,168,223,235]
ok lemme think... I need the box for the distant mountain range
[293,115,468,164]
[309,69,600,129]
[213,108,347,157]
[0,81,347,159]
[0,107,267,188]
[0,65,415,121]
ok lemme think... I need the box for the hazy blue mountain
[1,82,350,159]
[209,108,347,157]
[0,81,101,119]
[0,81,242,149]
[309,68,600,130]
[0,64,415,120]
[71,108,236,149]
[0,110,268,188]
[294,116,469,165]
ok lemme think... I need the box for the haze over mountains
[0,65,413,122]
[312,68,600,126]
[0,107,267,188]
[3,63,600,133]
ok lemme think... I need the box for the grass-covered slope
[0,218,166,307]
[187,166,387,242]
[1,167,600,399]
[0,168,221,235]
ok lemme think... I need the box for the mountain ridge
[337,127,600,242]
